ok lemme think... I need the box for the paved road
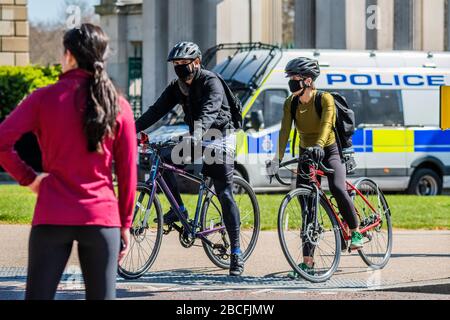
[0,225,449,300]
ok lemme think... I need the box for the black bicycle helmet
[167,41,202,62]
[285,57,320,80]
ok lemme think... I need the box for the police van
[146,43,450,196]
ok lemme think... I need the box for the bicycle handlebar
[271,148,335,185]
[138,132,182,151]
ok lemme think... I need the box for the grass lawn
[0,185,449,230]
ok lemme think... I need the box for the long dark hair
[63,23,119,153]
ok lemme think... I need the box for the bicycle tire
[200,176,261,269]
[353,178,393,269]
[118,184,164,280]
[278,187,341,283]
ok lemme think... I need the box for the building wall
[422,0,445,51]
[0,0,29,66]
[217,0,282,44]
[97,0,450,116]
[377,0,394,50]
[346,0,366,50]
[294,0,448,51]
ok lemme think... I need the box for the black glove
[311,145,325,163]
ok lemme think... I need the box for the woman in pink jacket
[0,24,137,300]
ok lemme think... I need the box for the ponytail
[63,24,120,153]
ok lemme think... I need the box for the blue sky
[28,0,100,23]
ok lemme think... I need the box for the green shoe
[288,263,314,279]
[350,232,364,250]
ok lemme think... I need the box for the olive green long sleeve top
[278,90,336,160]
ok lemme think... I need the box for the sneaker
[154,208,188,225]
[288,263,314,279]
[230,254,245,277]
[350,231,364,250]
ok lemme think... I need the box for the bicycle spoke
[352,180,392,268]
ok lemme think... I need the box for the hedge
[0,65,61,173]
[0,65,61,121]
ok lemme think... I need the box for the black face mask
[289,79,311,94]
[288,80,302,93]
[174,62,195,81]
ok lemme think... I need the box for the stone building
[295,0,450,51]
[96,0,450,117]
[0,0,29,66]
[95,0,283,116]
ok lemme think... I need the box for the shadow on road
[389,254,450,258]
[380,282,450,295]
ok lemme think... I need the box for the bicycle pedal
[163,225,173,235]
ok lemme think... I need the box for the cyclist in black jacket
[135,42,244,276]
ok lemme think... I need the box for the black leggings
[160,147,241,252]
[26,226,120,300]
[297,144,359,257]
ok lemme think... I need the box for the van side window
[332,89,404,127]
[244,89,288,130]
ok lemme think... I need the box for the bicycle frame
[304,163,383,242]
[142,147,227,246]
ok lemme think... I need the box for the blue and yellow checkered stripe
[242,129,450,155]
[353,129,450,153]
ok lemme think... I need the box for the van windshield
[204,43,282,91]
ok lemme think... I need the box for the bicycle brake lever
[319,162,335,174]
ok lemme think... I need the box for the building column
[412,0,423,50]
[142,0,169,110]
[377,0,394,50]
[109,13,129,95]
[316,0,346,49]
[217,0,250,44]
[346,0,366,50]
[166,0,194,78]
[194,0,220,53]
[0,0,29,66]
[446,0,449,51]
[394,0,414,50]
[365,0,378,50]
[446,0,450,50]
[257,0,283,45]
[294,0,316,48]
[422,0,445,51]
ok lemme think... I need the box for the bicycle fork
[299,186,321,256]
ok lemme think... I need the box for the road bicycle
[118,135,260,280]
[271,148,393,283]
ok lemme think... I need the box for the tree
[29,0,99,66]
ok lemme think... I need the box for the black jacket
[135,69,232,135]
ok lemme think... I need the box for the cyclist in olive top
[267,57,364,279]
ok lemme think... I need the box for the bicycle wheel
[201,176,260,269]
[118,184,164,280]
[278,187,341,283]
[353,178,392,269]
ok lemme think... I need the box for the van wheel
[407,169,442,196]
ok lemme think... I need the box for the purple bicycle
[118,136,260,280]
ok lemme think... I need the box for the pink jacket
[0,69,137,228]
